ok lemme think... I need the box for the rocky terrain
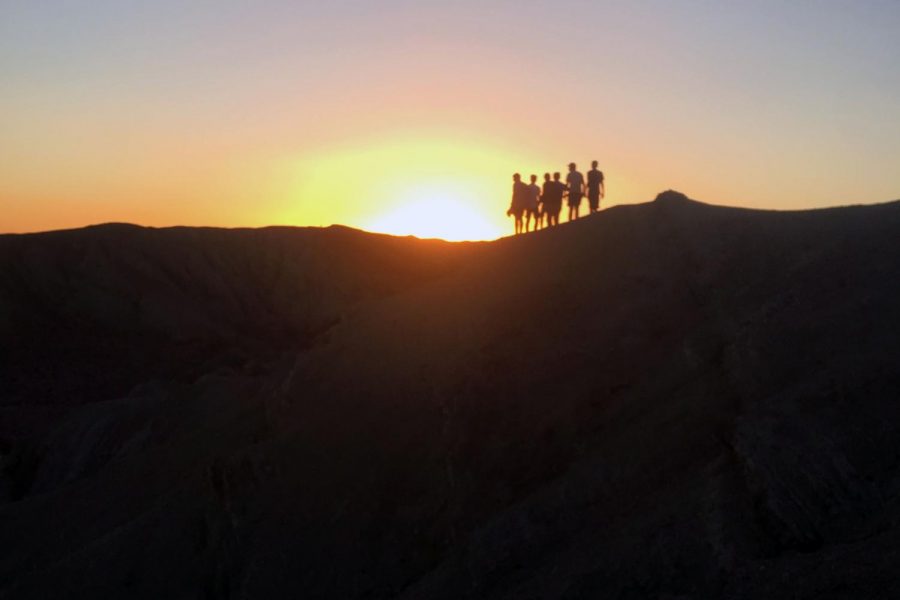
[2,191,900,599]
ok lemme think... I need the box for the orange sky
[2,2,899,239]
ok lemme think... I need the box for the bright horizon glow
[1,2,898,238]
[365,183,504,241]
[274,134,554,240]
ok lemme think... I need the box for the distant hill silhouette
[2,192,900,599]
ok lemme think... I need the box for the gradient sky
[2,0,899,238]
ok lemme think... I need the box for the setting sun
[366,182,503,241]
[277,134,545,240]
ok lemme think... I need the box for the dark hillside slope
[0,224,471,409]
[2,193,900,599]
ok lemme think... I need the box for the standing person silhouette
[526,174,541,232]
[587,160,605,213]
[541,172,565,227]
[539,173,552,229]
[507,173,529,234]
[566,162,585,221]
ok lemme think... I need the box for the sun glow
[279,134,542,241]
[366,181,502,241]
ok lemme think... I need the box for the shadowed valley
[2,192,900,599]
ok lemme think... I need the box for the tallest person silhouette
[587,160,605,213]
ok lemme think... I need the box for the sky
[2,0,899,239]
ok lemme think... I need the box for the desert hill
[2,191,900,599]
[0,224,474,408]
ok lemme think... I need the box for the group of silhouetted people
[507,161,605,234]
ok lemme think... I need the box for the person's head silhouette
[530,174,537,184]
[568,162,577,172]
[591,160,598,169]
[553,172,561,181]
[513,173,521,182]
[544,173,551,182]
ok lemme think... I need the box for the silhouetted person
[539,173,552,229]
[566,162,585,221]
[526,174,541,232]
[541,172,565,227]
[587,160,605,213]
[507,173,529,234]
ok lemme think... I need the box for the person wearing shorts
[566,162,585,221]
[587,160,605,213]
[507,173,529,234]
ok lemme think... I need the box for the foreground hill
[2,192,900,599]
